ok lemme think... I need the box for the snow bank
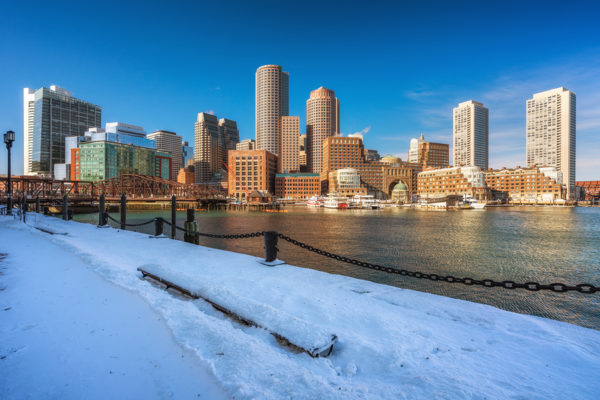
[2,214,600,399]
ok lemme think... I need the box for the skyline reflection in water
[75,206,600,330]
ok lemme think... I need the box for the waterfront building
[182,141,193,168]
[84,123,155,149]
[275,173,320,199]
[364,149,381,162]
[147,130,182,180]
[72,141,171,182]
[279,116,300,173]
[53,163,69,180]
[306,86,339,174]
[327,168,367,197]
[194,112,223,183]
[227,149,278,201]
[576,181,600,201]
[453,100,488,170]
[526,87,576,199]
[484,166,565,202]
[418,166,490,200]
[236,139,256,151]
[391,182,409,203]
[23,85,102,177]
[255,65,289,156]
[321,136,420,199]
[177,165,195,184]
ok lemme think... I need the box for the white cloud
[204,109,216,115]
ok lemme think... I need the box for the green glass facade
[79,141,170,182]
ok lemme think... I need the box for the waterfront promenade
[1,213,599,399]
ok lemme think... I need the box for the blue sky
[1,0,599,179]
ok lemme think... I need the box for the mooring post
[120,194,126,230]
[171,195,176,239]
[154,217,164,237]
[98,194,106,226]
[184,208,198,244]
[264,231,279,262]
[22,197,27,223]
[62,195,68,221]
[36,196,40,214]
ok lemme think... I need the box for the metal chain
[277,233,599,294]
[106,214,157,227]
[195,231,264,239]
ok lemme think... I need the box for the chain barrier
[100,213,598,294]
[277,233,599,294]
[106,214,157,227]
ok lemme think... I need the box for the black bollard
[171,195,176,239]
[44,206,49,216]
[62,195,68,221]
[154,217,163,237]
[184,208,198,244]
[36,196,40,213]
[22,198,26,223]
[120,194,126,230]
[68,209,73,220]
[98,194,106,226]
[264,231,279,262]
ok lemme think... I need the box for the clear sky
[1,0,599,179]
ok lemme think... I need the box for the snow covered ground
[1,214,599,399]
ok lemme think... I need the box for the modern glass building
[76,141,171,182]
[23,85,101,176]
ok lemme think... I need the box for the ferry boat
[323,195,349,209]
[464,196,486,209]
[306,196,323,207]
[352,195,382,209]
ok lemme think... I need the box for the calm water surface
[75,206,600,330]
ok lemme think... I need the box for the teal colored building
[78,141,171,182]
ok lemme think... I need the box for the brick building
[228,150,278,201]
[275,173,320,199]
[322,136,420,199]
[418,166,490,200]
[484,167,565,202]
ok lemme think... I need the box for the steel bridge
[0,174,225,202]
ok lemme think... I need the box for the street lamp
[4,130,15,215]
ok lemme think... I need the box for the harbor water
[75,206,600,330]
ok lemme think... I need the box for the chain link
[277,233,599,294]
[106,214,158,227]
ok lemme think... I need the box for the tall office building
[23,85,101,176]
[194,112,222,183]
[408,133,426,163]
[526,87,576,198]
[299,134,307,170]
[255,64,289,155]
[453,100,488,170]
[306,86,339,174]
[219,118,240,166]
[182,141,194,168]
[408,133,449,170]
[147,130,183,180]
[279,116,300,173]
[236,139,256,151]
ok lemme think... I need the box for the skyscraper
[255,65,289,155]
[219,118,240,165]
[23,85,101,176]
[453,100,488,170]
[147,130,183,180]
[194,112,222,183]
[408,133,426,163]
[526,87,576,198]
[279,116,300,173]
[306,86,339,174]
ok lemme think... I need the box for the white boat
[324,195,349,209]
[306,196,323,207]
[415,201,447,209]
[464,196,486,209]
[352,195,382,209]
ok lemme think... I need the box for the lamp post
[4,130,15,215]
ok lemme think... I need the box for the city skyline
[1,1,600,179]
